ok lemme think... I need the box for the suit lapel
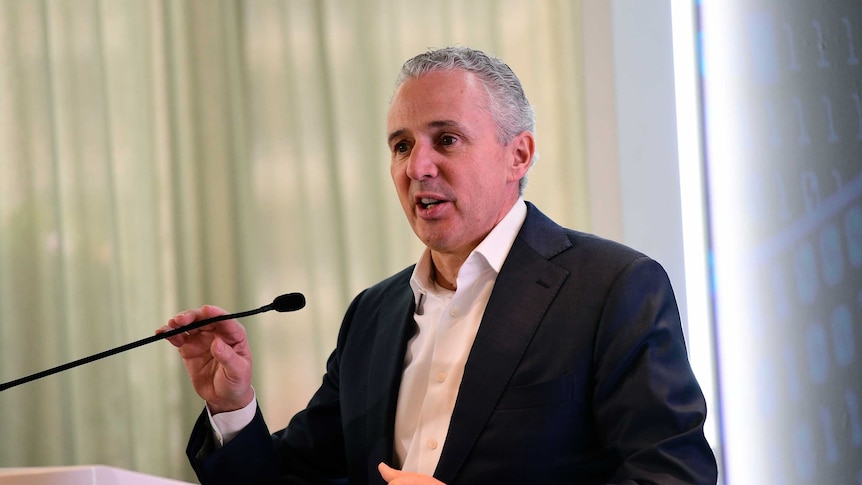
[434,204,571,483]
[364,281,416,483]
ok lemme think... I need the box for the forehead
[386,70,492,132]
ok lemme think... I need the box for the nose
[405,142,438,180]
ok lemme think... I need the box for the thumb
[211,337,252,384]
[211,337,239,367]
[378,462,400,482]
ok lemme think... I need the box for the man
[160,46,718,484]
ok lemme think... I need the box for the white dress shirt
[209,199,528,476]
[393,198,526,474]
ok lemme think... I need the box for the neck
[430,252,465,291]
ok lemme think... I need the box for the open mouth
[419,197,444,209]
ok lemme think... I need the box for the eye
[393,141,410,154]
[439,134,457,146]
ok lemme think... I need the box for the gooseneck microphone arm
[0,293,305,392]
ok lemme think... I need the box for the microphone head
[271,293,306,312]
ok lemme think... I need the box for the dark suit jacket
[187,203,718,485]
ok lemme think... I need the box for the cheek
[390,168,411,203]
[389,160,398,180]
[390,163,404,188]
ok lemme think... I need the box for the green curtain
[0,0,588,481]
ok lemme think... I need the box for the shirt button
[427,439,438,450]
[436,372,447,383]
[449,307,459,317]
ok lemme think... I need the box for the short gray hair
[395,47,538,193]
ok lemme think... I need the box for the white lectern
[0,466,195,485]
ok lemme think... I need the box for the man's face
[387,69,532,261]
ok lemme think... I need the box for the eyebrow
[387,120,464,145]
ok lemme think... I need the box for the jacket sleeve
[186,346,350,485]
[592,256,718,485]
[186,352,349,485]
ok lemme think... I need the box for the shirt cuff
[206,389,258,447]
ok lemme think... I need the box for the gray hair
[394,47,538,194]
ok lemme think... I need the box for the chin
[417,232,453,252]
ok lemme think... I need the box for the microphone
[0,293,306,392]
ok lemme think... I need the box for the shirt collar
[409,198,527,303]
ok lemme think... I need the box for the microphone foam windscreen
[272,293,306,312]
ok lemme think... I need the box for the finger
[171,305,228,330]
[208,336,254,408]
[158,305,226,350]
[377,464,445,484]
[199,305,248,344]
[170,308,204,327]
[164,305,233,339]
[378,463,400,482]
[210,337,251,379]
[160,307,210,344]
[210,337,234,363]
[155,325,186,348]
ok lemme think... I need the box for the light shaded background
[1,1,611,481]
[17,1,859,484]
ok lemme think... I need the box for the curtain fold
[0,1,588,481]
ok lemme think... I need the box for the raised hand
[158,305,254,414]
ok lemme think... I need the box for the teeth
[420,198,440,205]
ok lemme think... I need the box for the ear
[507,131,535,183]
